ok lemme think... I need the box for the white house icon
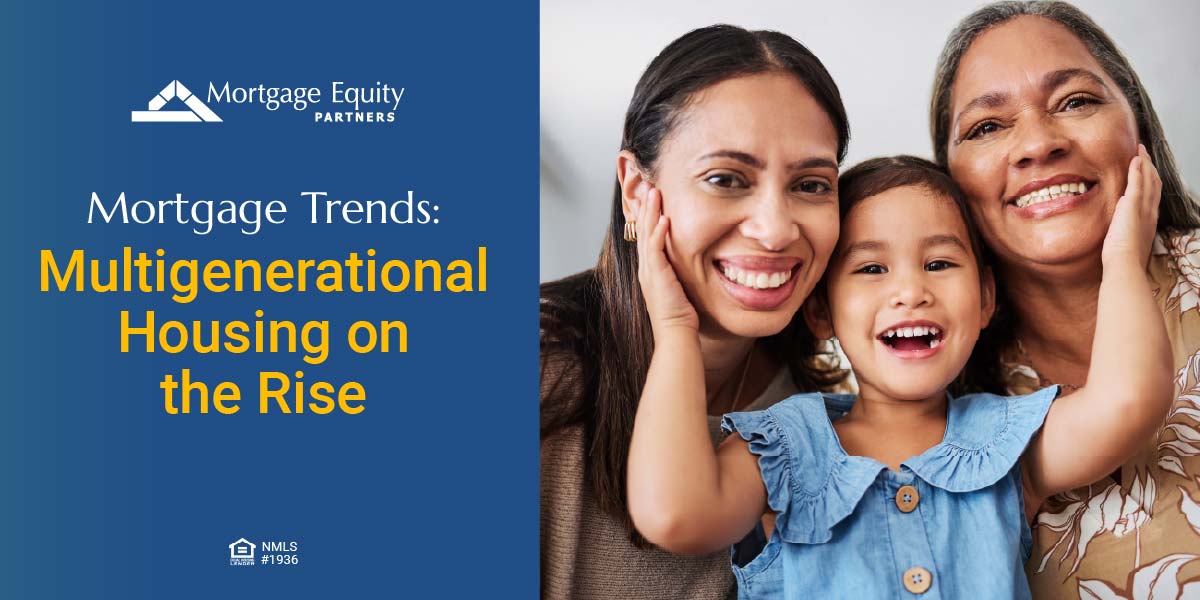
[131,80,222,123]
[228,537,256,559]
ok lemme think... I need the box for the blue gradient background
[1,1,538,598]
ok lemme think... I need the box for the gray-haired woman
[930,2,1200,597]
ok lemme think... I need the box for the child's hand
[636,188,700,334]
[1102,144,1161,269]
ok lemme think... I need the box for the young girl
[626,154,1173,598]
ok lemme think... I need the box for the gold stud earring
[624,221,637,242]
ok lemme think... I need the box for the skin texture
[627,149,1172,553]
[946,16,1139,273]
[808,187,994,470]
[618,72,841,343]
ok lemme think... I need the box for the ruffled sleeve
[722,394,883,544]
[905,385,1059,492]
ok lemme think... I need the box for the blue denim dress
[722,386,1058,599]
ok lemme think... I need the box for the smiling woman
[539,25,849,600]
[930,2,1200,597]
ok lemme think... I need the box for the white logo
[228,537,256,565]
[132,80,222,123]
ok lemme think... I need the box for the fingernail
[659,215,667,224]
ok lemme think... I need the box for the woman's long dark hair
[541,24,850,544]
[929,1,1200,393]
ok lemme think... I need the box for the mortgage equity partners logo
[131,79,404,125]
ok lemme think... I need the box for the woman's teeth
[1013,181,1088,208]
[722,266,793,290]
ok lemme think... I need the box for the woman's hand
[1026,143,1174,500]
[635,188,700,334]
[1102,144,1161,269]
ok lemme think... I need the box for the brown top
[540,368,799,600]
[1016,229,1200,599]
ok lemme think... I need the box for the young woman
[540,25,850,599]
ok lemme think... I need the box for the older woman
[540,25,850,600]
[931,2,1200,597]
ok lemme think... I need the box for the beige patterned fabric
[1009,229,1200,599]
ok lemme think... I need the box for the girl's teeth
[1014,181,1089,208]
[930,339,941,348]
[883,326,944,339]
[722,265,793,290]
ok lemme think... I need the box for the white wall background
[540,0,1200,281]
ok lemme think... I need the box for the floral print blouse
[1009,229,1200,600]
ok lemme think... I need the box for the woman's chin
[701,310,797,340]
[995,217,1110,268]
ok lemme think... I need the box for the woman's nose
[1010,114,1070,168]
[738,191,801,251]
[890,272,933,309]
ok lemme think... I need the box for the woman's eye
[1061,95,1096,111]
[704,173,746,189]
[855,264,886,275]
[925,260,955,272]
[795,180,832,194]
[965,121,1001,140]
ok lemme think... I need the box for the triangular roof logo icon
[131,80,222,123]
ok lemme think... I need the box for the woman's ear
[980,266,997,326]
[802,293,836,340]
[617,150,650,221]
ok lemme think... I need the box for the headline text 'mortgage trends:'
[87,191,437,235]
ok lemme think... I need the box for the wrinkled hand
[1102,144,1161,269]
[635,188,700,334]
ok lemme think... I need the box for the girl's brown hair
[835,156,998,394]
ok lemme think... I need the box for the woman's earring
[624,221,637,242]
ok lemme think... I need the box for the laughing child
[626,154,1172,598]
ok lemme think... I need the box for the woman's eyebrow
[696,151,836,172]
[697,150,763,168]
[1042,67,1109,95]
[954,91,1010,129]
[954,68,1111,130]
[788,157,838,171]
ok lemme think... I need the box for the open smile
[714,258,803,311]
[1004,174,1099,218]
[877,320,945,359]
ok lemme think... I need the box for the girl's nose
[738,191,801,251]
[890,273,933,309]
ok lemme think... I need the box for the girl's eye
[925,260,956,272]
[795,179,832,194]
[965,120,1001,140]
[704,173,747,189]
[855,264,887,275]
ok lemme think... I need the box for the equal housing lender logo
[131,79,404,125]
